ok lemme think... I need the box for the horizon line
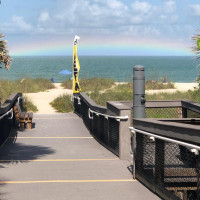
[10,54,194,57]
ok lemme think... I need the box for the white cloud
[1,15,32,33]
[101,0,128,10]
[11,15,32,31]
[160,15,167,20]
[170,15,178,24]
[131,1,152,14]
[0,0,192,44]
[39,12,50,22]
[189,4,200,16]
[164,1,176,13]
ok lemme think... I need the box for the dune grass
[22,96,38,112]
[52,89,194,113]
[51,78,180,112]
[50,94,73,113]
[62,78,115,92]
[0,78,55,111]
[145,80,174,90]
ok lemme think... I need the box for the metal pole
[133,65,145,118]
[132,65,145,179]
[132,131,136,179]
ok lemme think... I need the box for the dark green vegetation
[0,78,55,111]
[50,95,73,113]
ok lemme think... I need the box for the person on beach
[162,76,166,83]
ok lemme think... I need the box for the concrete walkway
[0,113,160,200]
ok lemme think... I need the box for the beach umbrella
[59,69,72,75]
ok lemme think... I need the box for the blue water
[0,56,199,83]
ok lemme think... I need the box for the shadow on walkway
[0,128,55,199]
[0,128,55,164]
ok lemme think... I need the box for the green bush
[50,94,73,113]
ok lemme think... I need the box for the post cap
[133,65,144,71]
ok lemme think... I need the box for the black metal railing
[122,100,200,119]
[131,100,200,200]
[146,100,200,119]
[74,94,200,199]
[0,93,22,146]
[73,93,129,156]
[130,128,200,200]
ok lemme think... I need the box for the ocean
[0,56,199,83]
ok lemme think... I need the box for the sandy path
[24,83,73,114]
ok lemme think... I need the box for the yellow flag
[73,35,81,93]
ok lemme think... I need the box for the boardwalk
[0,113,160,200]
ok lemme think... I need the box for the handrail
[72,95,81,105]
[0,95,20,121]
[130,127,200,154]
[0,108,13,121]
[17,96,22,104]
[89,108,129,121]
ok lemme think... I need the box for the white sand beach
[25,82,198,114]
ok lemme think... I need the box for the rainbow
[10,36,192,56]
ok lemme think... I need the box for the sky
[0,0,200,56]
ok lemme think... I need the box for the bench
[13,100,33,130]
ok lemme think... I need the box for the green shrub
[50,94,73,113]
[22,96,38,112]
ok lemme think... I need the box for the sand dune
[146,83,198,95]
[24,83,73,114]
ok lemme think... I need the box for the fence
[132,100,200,200]
[130,127,200,200]
[74,93,200,199]
[0,93,22,146]
[73,93,131,159]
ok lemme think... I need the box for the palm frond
[0,34,12,70]
[192,31,200,61]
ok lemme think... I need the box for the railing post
[182,107,187,118]
[155,139,165,185]
[197,154,200,199]
[107,102,131,160]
